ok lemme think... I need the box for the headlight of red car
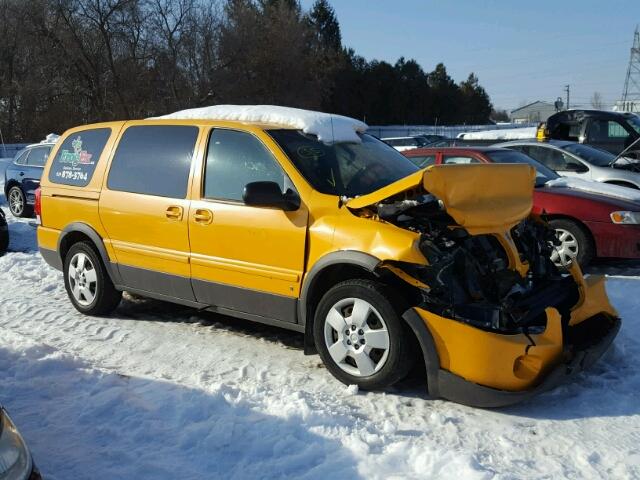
[0,408,33,480]
[610,211,640,224]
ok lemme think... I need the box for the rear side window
[26,146,51,167]
[204,129,285,202]
[49,129,111,186]
[108,125,198,198]
[14,149,29,165]
[442,155,480,164]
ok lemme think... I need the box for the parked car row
[381,134,450,151]
[403,146,640,267]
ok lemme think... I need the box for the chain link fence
[366,123,537,139]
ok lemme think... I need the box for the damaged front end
[347,164,620,405]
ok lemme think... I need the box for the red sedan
[403,147,640,266]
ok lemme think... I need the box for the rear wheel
[313,279,414,390]
[8,186,31,218]
[63,241,122,315]
[549,218,594,268]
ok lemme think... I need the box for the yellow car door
[99,122,201,301]
[188,127,308,324]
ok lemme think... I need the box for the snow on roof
[546,177,640,203]
[457,127,537,140]
[42,133,60,144]
[152,105,368,144]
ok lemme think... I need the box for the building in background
[510,101,558,123]
[614,100,640,112]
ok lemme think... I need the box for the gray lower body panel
[117,264,196,302]
[192,278,298,324]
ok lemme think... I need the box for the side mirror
[243,181,300,211]
[563,162,588,173]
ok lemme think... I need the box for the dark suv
[4,142,54,217]
[544,110,640,158]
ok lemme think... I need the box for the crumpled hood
[347,164,536,233]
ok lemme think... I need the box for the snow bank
[457,126,537,140]
[546,177,640,202]
[153,105,368,144]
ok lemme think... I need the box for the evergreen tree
[307,0,341,51]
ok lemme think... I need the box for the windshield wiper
[609,135,640,167]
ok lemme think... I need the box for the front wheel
[63,242,122,315]
[313,279,414,390]
[549,218,594,268]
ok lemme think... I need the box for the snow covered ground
[1,203,640,478]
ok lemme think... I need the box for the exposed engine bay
[367,193,580,334]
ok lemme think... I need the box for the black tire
[313,279,414,390]
[7,186,32,218]
[0,209,8,255]
[549,218,594,268]
[63,241,122,315]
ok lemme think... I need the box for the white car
[495,140,640,190]
[381,136,432,152]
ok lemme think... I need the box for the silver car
[494,140,640,190]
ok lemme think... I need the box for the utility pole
[622,26,640,103]
[564,84,570,110]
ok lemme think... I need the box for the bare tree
[591,91,605,110]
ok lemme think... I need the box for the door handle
[165,205,183,220]
[193,208,213,225]
[19,172,24,176]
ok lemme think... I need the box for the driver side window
[204,129,286,202]
[525,146,580,171]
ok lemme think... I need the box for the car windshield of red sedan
[485,150,559,187]
[561,143,616,167]
[268,129,419,197]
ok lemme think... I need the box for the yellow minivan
[37,106,620,407]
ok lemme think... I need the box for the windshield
[268,130,419,196]
[626,115,640,135]
[485,149,559,187]
[561,143,616,166]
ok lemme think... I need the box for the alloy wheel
[68,252,98,306]
[8,189,24,216]
[323,297,390,377]
[550,228,579,267]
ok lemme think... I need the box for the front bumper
[434,314,620,408]
[402,274,621,408]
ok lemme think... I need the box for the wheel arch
[57,223,120,285]
[545,214,597,257]
[300,251,431,378]
[602,180,640,190]
[4,179,20,197]
[300,251,380,327]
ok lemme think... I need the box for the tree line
[0,0,495,143]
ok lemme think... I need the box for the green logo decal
[59,136,94,167]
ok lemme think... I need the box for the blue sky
[301,0,640,111]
